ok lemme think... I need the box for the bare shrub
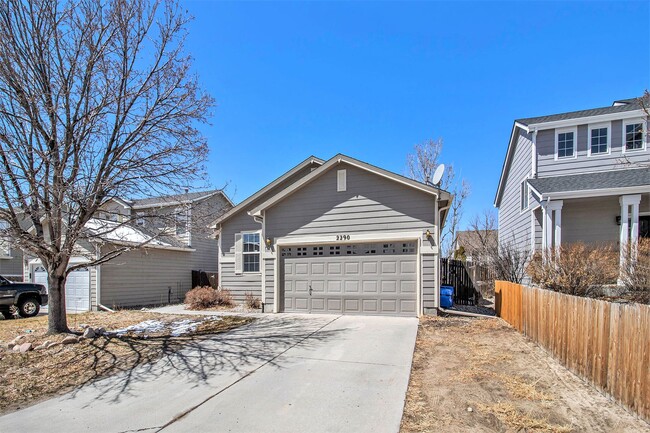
[490,239,531,285]
[527,243,618,297]
[185,286,234,310]
[244,292,261,309]
[620,238,650,291]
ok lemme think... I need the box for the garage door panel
[282,242,418,317]
[362,280,378,293]
[327,280,342,292]
[381,299,398,313]
[362,299,378,313]
[327,298,342,311]
[33,267,90,312]
[344,262,359,275]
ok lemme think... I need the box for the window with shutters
[242,233,260,273]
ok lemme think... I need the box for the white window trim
[587,121,611,157]
[242,231,261,274]
[622,118,647,154]
[136,211,145,227]
[520,177,529,213]
[554,126,578,160]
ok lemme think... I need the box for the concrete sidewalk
[0,313,418,433]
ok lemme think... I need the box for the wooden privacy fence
[495,281,650,422]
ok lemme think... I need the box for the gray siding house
[25,190,232,311]
[495,97,650,265]
[215,154,451,317]
[0,220,23,280]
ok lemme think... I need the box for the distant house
[453,230,498,263]
[0,220,23,281]
[214,154,452,317]
[23,190,232,311]
[494,97,649,265]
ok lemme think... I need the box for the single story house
[214,154,451,317]
[25,189,232,311]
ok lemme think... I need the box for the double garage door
[33,266,91,312]
[282,242,418,316]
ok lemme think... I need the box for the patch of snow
[110,317,221,337]
[113,320,166,336]
[85,219,171,247]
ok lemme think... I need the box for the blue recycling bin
[440,285,454,308]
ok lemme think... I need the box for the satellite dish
[432,164,445,186]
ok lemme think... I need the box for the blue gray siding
[537,119,650,177]
[498,132,533,250]
[0,252,23,278]
[422,254,436,310]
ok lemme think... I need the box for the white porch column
[620,194,642,266]
[541,200,563,260]
[549,201,563,251]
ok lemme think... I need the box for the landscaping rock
[19,343,32,353]
[12,345,20,352]
[47,341,60,349]
[61,335,79,345]
[11,335,25,345]
[79,323,90,329]
[82,327,96,339]
[95,327,106,336]
[7,342,15,350]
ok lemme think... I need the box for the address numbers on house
[335,234,351,241]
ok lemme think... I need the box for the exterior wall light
[425,229,431,238]
[265,237,272,247]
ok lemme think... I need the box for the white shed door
[33,266,90,312]
[281,242,418,317]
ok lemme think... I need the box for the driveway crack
[155,315,342,432]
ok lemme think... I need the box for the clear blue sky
[184,0,650,228]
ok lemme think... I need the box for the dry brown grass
[0,311,250,413]
[400,315,647,433]
[477,402,572,433]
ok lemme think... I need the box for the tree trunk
[47,273,69,334]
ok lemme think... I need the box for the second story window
[589,124,609,155]
[175,207,189,235]
[556,128,576,159]
[624,121,644,151]
[136,212,145,227]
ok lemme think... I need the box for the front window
[590,126,608,154]
[625,122,644,151]
[557,130,575,158]
[243,233,260,272]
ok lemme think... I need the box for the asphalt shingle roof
[516,99,642,126]
[527,168,650,195]
[131,189,222,207]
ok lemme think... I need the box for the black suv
[0,275,48,319]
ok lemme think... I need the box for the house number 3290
[336,234,351,241]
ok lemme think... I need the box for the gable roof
[212,156,324,227]
[494,96,646,207]
[131,189,231,209]
[249,153,451,217]
[516,99,642,127]
[527,168,650,198]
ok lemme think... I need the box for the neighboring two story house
[214,154,451,317]
[25,189,232,311]
[495,97,650,266]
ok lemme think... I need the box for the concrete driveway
[0,313,418,433]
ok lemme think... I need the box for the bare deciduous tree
[406,138,470,257]
[0,0,214,333]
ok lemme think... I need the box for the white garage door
[33,266,90,312]
[281,242,418,316]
